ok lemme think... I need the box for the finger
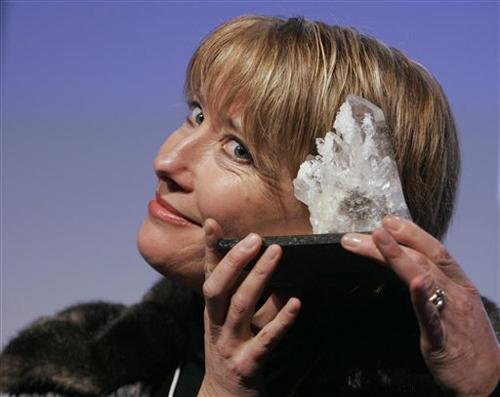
[252,292,289,331]
[383,216,470,283]
[226,245,282,334]
[410,273,445,352]
[202,232,262,327]
[341,232,385,263]
[245,297,301,364]
[204,218,224,276]
[341,230,430,286]
[371,228,425,285]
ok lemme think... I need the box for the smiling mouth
[148,192,201,227]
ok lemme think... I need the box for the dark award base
[218,233,404,297]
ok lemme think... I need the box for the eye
[222,138,253,163]
[190,104,204,125]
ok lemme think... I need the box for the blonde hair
[186,15,460,239]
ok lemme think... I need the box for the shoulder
[0,278,195,397]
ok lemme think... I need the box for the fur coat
[1,278,499,397]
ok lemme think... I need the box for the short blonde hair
[186,15,460,239]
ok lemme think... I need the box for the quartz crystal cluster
[293,95,411,234]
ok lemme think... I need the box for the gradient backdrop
[1,1,499,348]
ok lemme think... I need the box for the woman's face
[137,99,311,290]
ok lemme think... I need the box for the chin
[137,217,206,291]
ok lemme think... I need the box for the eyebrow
[185,88,205,107]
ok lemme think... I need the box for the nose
[154,131,200,193]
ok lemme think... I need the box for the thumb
[204,218,224,277]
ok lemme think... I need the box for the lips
[148,192,200,226]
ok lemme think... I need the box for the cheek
[193,159,311,238]
[196,169,269,237]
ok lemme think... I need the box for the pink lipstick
[148,193,198,226]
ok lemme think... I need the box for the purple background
[2,1,499,348]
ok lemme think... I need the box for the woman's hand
[341,216,500,397]
[198,219,301,397]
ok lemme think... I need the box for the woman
[1,15,499,397]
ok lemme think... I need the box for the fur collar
[1,278,499,397]
[0,279,194,396]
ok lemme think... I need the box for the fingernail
[384,216,402,232]
[377,228,391,245]
[264,245,279,260]
[341,235,361,249]
[204,222,213,238]
[286,298,301,314]
[243,233,260,249]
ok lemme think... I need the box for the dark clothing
[1,278,499,396]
